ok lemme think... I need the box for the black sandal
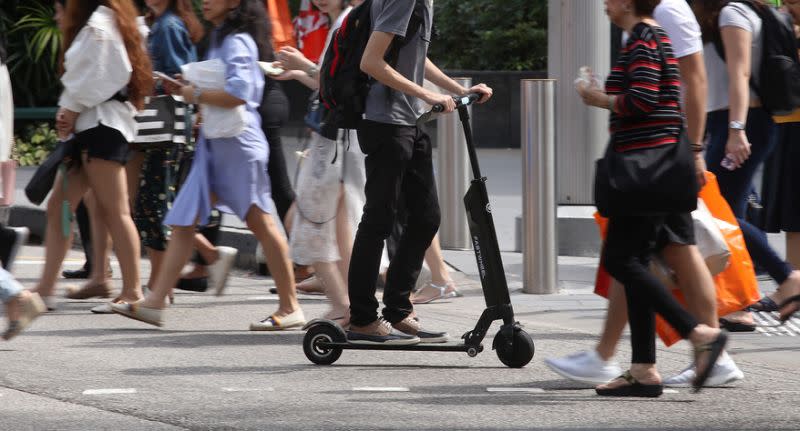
[719,317,756,332]
[692,330,729,393]
[778,295,800,323]
[595,371,663,398]
[746,296,779,312]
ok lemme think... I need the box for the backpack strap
[384,0,427,67]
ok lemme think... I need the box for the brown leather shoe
[65,282,113,300]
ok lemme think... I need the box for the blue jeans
[706,108,793,284]
[0,268,22,303]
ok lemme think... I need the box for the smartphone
[153,71,185,87]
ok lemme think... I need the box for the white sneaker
[544,350,621,385]
[664,355,744,387]
[208,247,238,296]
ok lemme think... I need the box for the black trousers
[602,215,698,364]
[348,120,441,326]
[75,200,92,269]
[264,127,296,223]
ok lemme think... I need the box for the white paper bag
[181,59,247,139]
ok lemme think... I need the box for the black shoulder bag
[593,26,698,217]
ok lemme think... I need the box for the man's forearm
[423,58,466,95]
[677,53,708,147]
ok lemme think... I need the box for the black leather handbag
[593,26,697,217]
[24,138,75,205]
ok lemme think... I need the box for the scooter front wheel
[493,328,534,368]
[303,323,344,365]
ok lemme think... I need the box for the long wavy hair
[214,0,274,61]
[61,0,154,109]
[146,0,205,44]
[692,0,767,44]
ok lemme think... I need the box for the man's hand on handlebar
[466,83,492,104]
[423,91,457,113]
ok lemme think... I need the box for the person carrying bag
[575,0,728,397]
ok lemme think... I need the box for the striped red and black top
[605,23,682,152]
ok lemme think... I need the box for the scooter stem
[458,105,483,180]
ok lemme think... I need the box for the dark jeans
[349,120,441,326]
[603,216,698,364]
[705,108,793,284]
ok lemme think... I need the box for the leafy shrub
[1,0,62,107]
[429,0,547,71]
[13,122,58,167]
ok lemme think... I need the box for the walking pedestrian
[271,0,358,327]
[575,0,728,396]
[546,0,743,389]
[32,0,153,311]
[760,0,800,321]
[345,0,492,345]
[691,0,800,315]
[0,30,30,273]
[112,0,303,329]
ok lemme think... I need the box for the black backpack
[714,0,800,115]
[318,0,428,140]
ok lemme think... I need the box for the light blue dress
[164,31,272,227]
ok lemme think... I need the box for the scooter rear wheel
[493,328,534,368]
[303,324,343,365]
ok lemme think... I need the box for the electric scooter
[301,93,535,368]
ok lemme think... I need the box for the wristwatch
[729,120,746,131]
[306,65,319,78]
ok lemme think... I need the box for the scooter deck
[318,341,484,353]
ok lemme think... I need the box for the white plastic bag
[181,59,247,139]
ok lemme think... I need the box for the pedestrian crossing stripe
[751,312,800,336]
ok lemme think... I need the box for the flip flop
[692,330,729,393]
[719,317,756,332]
[595,371,663,398]
[746,296,779,312]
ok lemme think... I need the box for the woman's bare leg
[662,244,718,327]
[424,234,451,285]
[245,206,299,316]
[786,232,800,270]
[34,167,90,297]
[313,261,349,321]
[83,157,141,303]
[334,186,352,280]
[83,190,111,286]
[141,226,196,308]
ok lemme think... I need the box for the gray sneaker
[392,315,449,343]
[347,319,420,345]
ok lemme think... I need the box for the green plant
[13,122,59,167]
[2,0,62,107]
[429,0,547,71]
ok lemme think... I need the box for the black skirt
[762,122,800,233]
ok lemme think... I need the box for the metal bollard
[521,79,558,294]
[436,77,472,250]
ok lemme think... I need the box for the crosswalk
[751,312,800,336]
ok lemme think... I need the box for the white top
[653,0,703,59]
[319,7,353,66]
[0,64,12,161]
[703,3,763,112]
[58,6,147,142]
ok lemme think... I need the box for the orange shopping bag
[593,171,761,346]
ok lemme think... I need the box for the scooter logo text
[472,235,486,278]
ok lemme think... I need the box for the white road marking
[486,387,545,393]
[82,388,137,395]
[352,387,410,392]
[221,387,274,392]
[663,389,679,394]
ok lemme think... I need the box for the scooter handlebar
[431,93,482,113]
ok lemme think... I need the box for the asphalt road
[1,246,799,430]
